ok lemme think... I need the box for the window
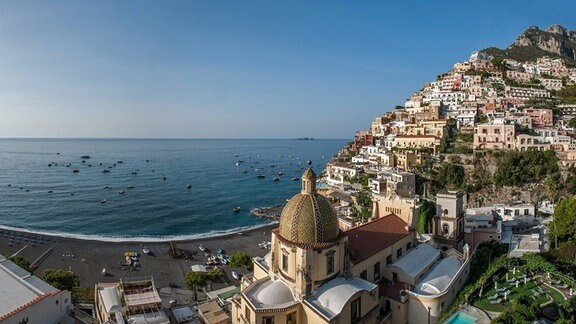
[392,272,398,282]
[263,316,275,324]
[245,307,251,322]
[286,312,297,324]
[514,209,519,216]
[326,252,335,275]
[386,255,392,266]
[282,253,288,272]
[360,270,367,280]
[397,248,402,258]
[524,209,529,215]
[407,242,412,250]
[351,297,361,323]
[374,262,380,281]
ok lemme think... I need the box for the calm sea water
[0,139,345,241]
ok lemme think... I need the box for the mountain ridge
[482,24,576,63]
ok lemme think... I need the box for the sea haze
[0,139,345,241]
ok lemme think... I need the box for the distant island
[296,137,314,140]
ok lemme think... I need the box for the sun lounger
[507,278,516,283]
[556,284,569,289]
[489,298,502,304]
[487,293,499,300]
[496,288,507,293]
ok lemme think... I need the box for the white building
[494,203,535,221]
[0,254,72,324]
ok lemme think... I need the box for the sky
[0,1,575,139]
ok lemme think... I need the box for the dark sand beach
[0,224,276,292]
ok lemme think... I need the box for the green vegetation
[71,287,94,302]
[416,200,436,233]
[493,150,559,187]
[42,269,80,291]
[556,85,576,104]
[185,271,208,301]
[9,256,30,271]
[206,268,224,290]
[436,163,465,189]
[549,197,576,244]
[230,251,253,272]
[492,295,543,323]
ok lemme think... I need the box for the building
[394,135,440,154]
[94,277,169,324]
[524,108,553,128]
[473,119,516,150]
[433,190,465,251]
[325,162,362,187]
[494,202,535,221]
[368,168,416,198]
[0,255,72,324]
[231,169,380,324]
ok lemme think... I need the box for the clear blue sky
[0,1,574,139]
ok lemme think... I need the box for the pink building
[524,108,553,128]
[473,122,516,150]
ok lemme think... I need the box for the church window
[245,307,251,322]
[373,262,380,281]
[443,224,449,235]
[282,253,288,272]
[351,297,361,323]
[360,270,367,279]
[407,242,412,250]
[397,248,402,258]
[386,255,392,266]
[326,251,335,275]
[262,316,275,324]
[286,312,297,324]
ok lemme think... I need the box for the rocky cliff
[483,24,576,62]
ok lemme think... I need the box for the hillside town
[3,25,576,324]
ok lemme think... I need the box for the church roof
[242,278,298,311]
[389,243,440,278]
[305,277,377,320]
[414,256,462,295]
[346,214,411,264]
[278,169,340,247]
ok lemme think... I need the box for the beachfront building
[232,169,380,324]
[0,255,73,324]
[94,277,169,324]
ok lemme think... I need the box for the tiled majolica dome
[278,168,340,246]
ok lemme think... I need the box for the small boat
[292,177,300,181]
[163,175,167,181]
[187,184,192,189]
[73,169,79,173]
[81,155,90,159]
[233,206,241,213]
[127,185,135,189]
[307,160,312,165]
[145,159,150,162]
[142,247,150,255]
[117,161,123,164]
[273,177,280,182]
[243,170,248,174]
[278,172,283,176]
[48,190,53,193]
[103,169,111,173]
[199,245,206,252]
[256,175,265,179]
[232,271,241,280]
[270,164,275,168]
[100,199,107,204]
[118,190,125,195]
[132,172,138,175]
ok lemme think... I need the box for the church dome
[278,168,340,246]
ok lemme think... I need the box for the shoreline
[0,223,279,291]
[0,220,278,243]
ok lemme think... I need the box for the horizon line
[0,136,349,141]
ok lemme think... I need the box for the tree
[206,268,224,290]
[230,252,253,273]
[437,163,465,189]
[550,197,576,245]
[416,200,436,233]
[185,271,208,301]
[9,256,31,271]
[42,269,80,291]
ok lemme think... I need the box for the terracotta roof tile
[346,214,411,264]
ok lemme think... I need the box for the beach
[0,224,277,294]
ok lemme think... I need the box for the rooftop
[414,256,462,296]
[242,278,298,310]
[347,214,411,264]
[306,277,377,320]
[389,243,440,278]
[0,254,60,319]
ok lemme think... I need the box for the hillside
[482,25,576,63]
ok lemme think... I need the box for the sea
[0,139,345,241]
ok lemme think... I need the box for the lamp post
[428,306,431,324]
